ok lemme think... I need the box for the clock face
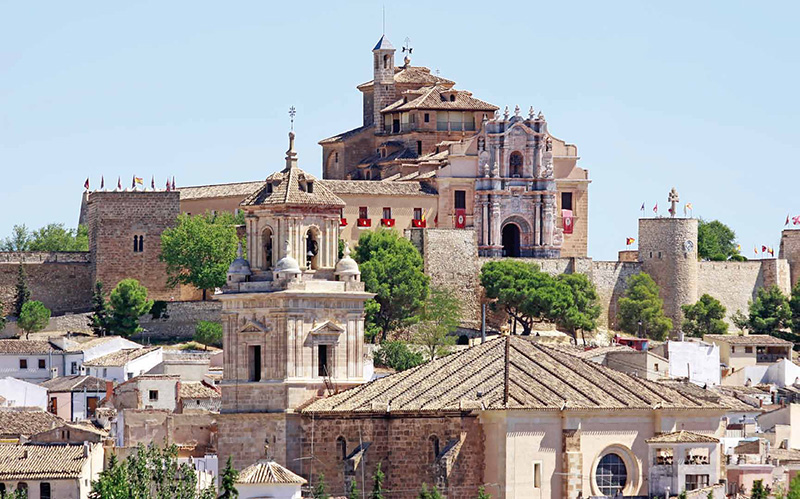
[684,240,694,253]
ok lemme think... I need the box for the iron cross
[288,106,296,131]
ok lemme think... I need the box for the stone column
[543,195,555,246]
[534,201,542,246]
[562,430,583,498]
[491,200,501,248]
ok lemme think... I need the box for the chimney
[105,381,113,402]
[50,367,58,379]
[83,442,91,458]
[22,449,28,459]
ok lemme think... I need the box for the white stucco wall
[0,377,47,409]
[667,341,721,386]
[123,349,163,381]
[236,482,302,499]
[0,353,61,382]
[136,378,178,410]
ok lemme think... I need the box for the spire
[373,34,394,51]
[285,131,298,170]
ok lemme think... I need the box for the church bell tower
[372,35,396,133]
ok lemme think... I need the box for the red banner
[562,209,574,234]
[455,209,466,229]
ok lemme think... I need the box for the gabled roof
[179,381,220,400]
[0,408,64,438]
[704,334,794,346]
[40,375,107,393]
[179,181,263,201]
[303,336,730,414]
[381,85,497,113]
[320,179,437,197]
[646,431,719,444]
[237,460,307,485]
[0,444,95,480]
[82,346,159,367]
[0,340,59,355]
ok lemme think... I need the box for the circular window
[596,453,628,496]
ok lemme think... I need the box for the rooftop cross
[288,106,296,131]
[402,37,413,55]
[668,187,680,218]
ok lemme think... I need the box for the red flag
[653,203,658,214]
[562,209,574,234]
[786,214,791,226]
[100,176,104,189]
[172,177,176,190]
[117,177,122,190]
[84,178,89,190]
[762,245,768,253]
[454,209,466,229]
[793,215,800,226]
[166,178,171,192]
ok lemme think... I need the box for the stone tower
[638,215,699,337]
[86,190,180,300]
[372,35,395,133]
[217,132,373,472]
[780,229,800,287]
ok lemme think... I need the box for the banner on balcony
[455,209,466,229]
[562,209,574,234]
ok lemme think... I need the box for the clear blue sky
[1,1,798,260]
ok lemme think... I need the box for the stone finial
[668,187,680,218]
[285,131,298,170]
[528,106,535,119]
[537,111,545,120]
[514,105,521,117]
[491,161,500,177]
[343,241,351,258]
[503,106,510,120]
[493,109,499,120]
[236,241,243,259]
[284,239,291,255]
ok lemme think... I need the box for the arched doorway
[502,223,521,257]
[306,228,320,269]
[261,228,273,270]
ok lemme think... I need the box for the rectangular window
[654,363,659,372]
[424,113,430,123]
[38,359,46,369]
[561,192,573,211]
[19,359,27,369]
[414,208,423,221]
[533,462,542,489]
[454,190,467,210]
[417,140,422,156]
[685,474,709,491]
[40,482,51,499]
[318,345,329,377]
[383,207,392,220]
[71,362,77,375]
[745,346,753,353]
[359,206,368,219]
[103,368,107,377]
[248,345,262,382]
[87,396,98,417]
[731,347,736,354]
[149,390,158,401]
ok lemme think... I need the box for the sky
[1,1,798,260]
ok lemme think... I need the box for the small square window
[19,359,27,369]
[38,359,46,369]
[745,347,753,354]
[149,390,159,401]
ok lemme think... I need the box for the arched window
[336,436,347,460]
[383,54,390,69]
[261,228,273,270]
[509,151,523,177]
[133,235,144,253]
[429,435,440,462]
[595,453,627,496]
[306,229,319,270]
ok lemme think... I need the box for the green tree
[731,309,749,335]
[364,300,382,343]
[790,281,800,336]
[14,264,30,316]
[88,282,111,337]
[418,483,443,499]
[28,223,88,251]
[219,456,239,499]
[159,213,239,300]
[194,320,223,350]
[312,473,330,499]
[697,219,739,261]
[554,273,601,345]
[348,478,360,499]
[373,341,425,371]
[371,462,385,499]
[18,300,50,339]
[748,285,791,335]
[107,279,154,337]
[681,294,728,337]
[751,479,768,499]
[0,297,6,332]
[354,229,429,341]
[1,224,31,251]
[787,471,800,499]
[414,286,461,361]
[617,273,673,340]
[476,485,492,499]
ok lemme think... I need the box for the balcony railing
[757,353,787,363]
[357,218,371,228]
[412,219,426,228]
[380,218,395,228]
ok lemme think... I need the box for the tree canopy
[790,281,800,337]
[18,300,50,339]
[373,341,425,371]
[554,273,601,344]
[413,286,461,361]
[748,285,791,335]
[218,456,239,499]
[1,223,88,252]
[617,273,673,340]
[88,282,111,337]
[159,213,240,300]
[108,279,154,337]
[194,320,223,350]
[681,294,728,337]
[354,229,429,341]
[697,219,739,261]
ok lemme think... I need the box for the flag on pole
[769,247,775,257]
[117,177,122,190]
[653,203,658,214]
[640,202,645,213]
[84,178,89,190]
[754,246,758,256]
[151,176,155,190]
[171,177,176,191]
[133,176,143,187]
[793,215,800,226]
[100,176,104,189]
[626,237,635,246]
[786,214,791,226]
[166,178,171,192]
[762,245,768,253]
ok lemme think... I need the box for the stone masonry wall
[780,229,800,287]
[300,415,484,499]
[137,300,222,341]
[0,252,92,316]
[592,261,643,330]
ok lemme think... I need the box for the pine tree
[14,264,30,317]
[349,478,360,499]
[371,462,385,499]
[476,486,492,499]
[219,456,239,499]
[88,282,111,337]
[313,473,330,499]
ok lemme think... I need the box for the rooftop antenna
[382,5,385,35]
[288,106,296,131]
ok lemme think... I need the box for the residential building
[178,381,220,413]
[39,375,107,421]
[703,334,792,374]
[654,340,721,387]
[757,404,800,451]
[0,407,66,442]
[0,442,104,499]
[0,377,47,409]
[647,431,721,497]
[82,346,162,382]
[110,374,180,411]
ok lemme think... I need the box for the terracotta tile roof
[658,380,758,412]
[319,179,437,197]
[357,66,455,91]
[563,345,636,359]
[179,181,263,200]
[179,381,220,400]
[381,85,497,113]
[303,336,730,414]
[40,375,107,393]
[0,408,65,438]
[237,460,307,485]
[0,444,93,480]
[0,340,59,355]
[646,430,719,444]
[242,165,345,208]
[82,347,159,367]
[704,334,794,346]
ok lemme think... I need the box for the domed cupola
[335,242,361,282]
[227,242,252,285]
[273,240,302,281]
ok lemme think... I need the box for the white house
[725,359,800,388]
[656,340,721,387]
[235,459,307,499]
[0,377,47,410]
[52,336,142,376]
[39,375,108,421]
[82,346,162,382]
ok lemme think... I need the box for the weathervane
[288,106,296,131]
[402,37,413,55]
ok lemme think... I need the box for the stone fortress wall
[780,229,800,287]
